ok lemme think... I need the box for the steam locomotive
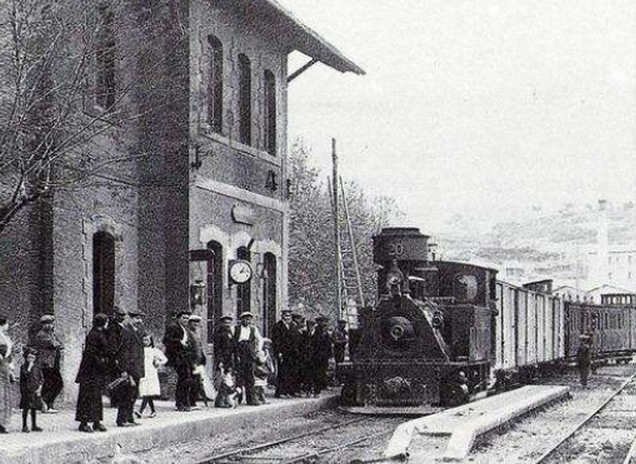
[340,227,636,409]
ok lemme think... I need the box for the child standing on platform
[19,348,43,433]
[136,334,167,418]
[253,339,274,405]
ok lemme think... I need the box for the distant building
[586,246,636,290]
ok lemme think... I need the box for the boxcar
[493,281,565,373]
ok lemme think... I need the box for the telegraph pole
[332,138,343,320]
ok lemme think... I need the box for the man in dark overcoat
[108,307,145,426]
[213,315,235,371]
[577,334,592,387]
[300,319,316,396]
[272,309,300,398]
[163,310,194,411]
[332,319,348,366]
[106,306,127,408]
[309,317,333,396]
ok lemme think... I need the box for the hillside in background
[436,200,636,287]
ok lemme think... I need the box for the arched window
[207,241,223,342]
[207,35,223,134]
[236,246,251,317]
[93,231,115,315]
[263,253,277,337]
[238,54,251,145]
[264,70,277,155]
[96,4,116,109]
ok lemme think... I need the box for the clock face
[230,260,253,284]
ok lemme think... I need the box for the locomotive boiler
[341,227,497,408]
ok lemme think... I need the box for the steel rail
[532,371,636,464]
[200,417,368,464]
[278,428,399,464]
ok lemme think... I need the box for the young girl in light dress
[253,338,275,405]
[136,335,167,418]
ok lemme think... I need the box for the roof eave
[256,0,365,76]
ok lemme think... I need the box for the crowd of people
[0,307,350,434]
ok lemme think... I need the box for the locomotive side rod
[531,371,636,464]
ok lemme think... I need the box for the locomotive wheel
[340,381,359,406]
[440,382,469,407]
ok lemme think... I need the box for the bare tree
[288,141,405,315]
[0,0,186,235]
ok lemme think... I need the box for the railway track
[196,416,404,464]
[532,371,636,464]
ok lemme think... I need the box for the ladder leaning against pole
[328,175,365,328]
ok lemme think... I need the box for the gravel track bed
[125,365,636,464]
[128,408,401,464]
[236,417,401,464]
[451,364,636,464]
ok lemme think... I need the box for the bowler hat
[93,313,109,328]
[23,347,37,357]
[239,311,254,319]
[40,314,55,324]
[281,309,292,315]
[114,306,127,316]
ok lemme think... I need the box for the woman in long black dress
[75,313,111,432]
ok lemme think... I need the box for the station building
[0,0,362,399]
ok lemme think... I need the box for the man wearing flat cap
[233,312,262,405]
[28,315,64,413]
[213,315,235,372]
[272,309,301,398]
[163,310,194,411]
[332,319,348,367]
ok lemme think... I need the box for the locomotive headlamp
[431,310,444,329]
[384,316,415,348]
[390,325,405,341]
[387,270,403,286]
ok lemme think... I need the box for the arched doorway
[93,231,115,315]
[263,253,277,337]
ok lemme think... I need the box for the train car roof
[434,260,499,273]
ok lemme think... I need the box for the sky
[278,0,636,234]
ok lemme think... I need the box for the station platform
[0,393,338,464]
[384,385,570,461]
